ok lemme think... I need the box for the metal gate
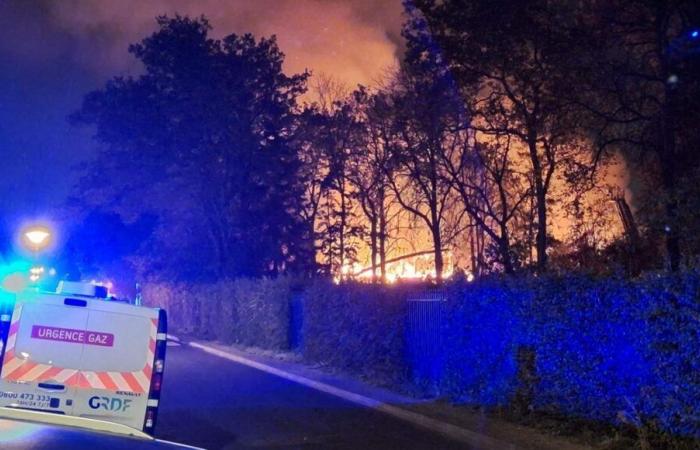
[406,290,446,395]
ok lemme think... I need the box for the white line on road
[189,342,517,450]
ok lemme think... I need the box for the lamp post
[20,225,53,283]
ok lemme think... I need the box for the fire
[336,251,458,284]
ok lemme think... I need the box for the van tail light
[143,308,168,435]
[144,408,156,430]
[152,373,162,392]
[0,304,13,367]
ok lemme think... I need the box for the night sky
[0,0,402,227]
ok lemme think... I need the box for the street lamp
[19,225,53,286]
[21,226,52,253]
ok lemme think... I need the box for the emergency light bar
[56,281,108,298]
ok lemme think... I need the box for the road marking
[189,342,517,450]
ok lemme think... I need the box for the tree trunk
[661,81,681,271]
[528,185,536,267]
[429,197,444,280]
[469,221,477,275]
[379,202,387,283]
[500,224,514,274]
[432,226,443,280]
[476,223,485,276]
[207,217,228,277]
[527,139,548,272]
[535,188,548,272]
[369,218,378,283]
[339,182,347,278]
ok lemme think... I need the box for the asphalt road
[156,343,471,450]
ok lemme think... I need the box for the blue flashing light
[0,260,32,298]
[692,30,699,39]
[2,273,27,293]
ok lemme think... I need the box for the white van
[0,281,168,435]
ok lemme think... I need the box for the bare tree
[442,132,532,274]
[308,75,364,278]
[383,68,464,279]
[408,0,589,272]
[295,107,330,274]
[346,87,401,282]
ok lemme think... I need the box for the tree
[56,208,157,283]
[384,66,464,280]
[72,16,312,279]
[575,0,700,271]
[445,134,533,274]
[348,87,399,282]
[408,0,588,272]
[295,107,328,275]
[302,77,365,278]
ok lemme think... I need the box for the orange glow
[336,251,456,284]
[326,150,627,283]
[43,1,402,88]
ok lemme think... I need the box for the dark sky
[0,0,403,229]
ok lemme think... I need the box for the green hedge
[144,273,700,438]
[145,278,418,388]
[144,277,291,350]
[301,280,412,388]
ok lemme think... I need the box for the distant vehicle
[0,281,168,435]
[0,407,203,449]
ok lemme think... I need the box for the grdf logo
[88,396,132,412]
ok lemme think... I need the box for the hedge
[301,280,413,388]
[442,273,700,436]
[144,272,700,437]
[144,277,291,350]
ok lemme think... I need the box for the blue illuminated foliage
[441,283,521,405]
[442,273,700,437]
[146,273,700,438]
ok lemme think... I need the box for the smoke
[33,0,404,87]
[0,0,403,218]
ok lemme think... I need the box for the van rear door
[0,294,89,415]
[71,300,158,431]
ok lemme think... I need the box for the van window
[80,311,151,373]
[13,303,89,369]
